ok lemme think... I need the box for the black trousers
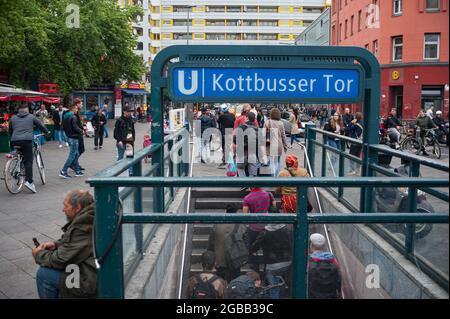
[78,135,85,156]
[11,140,33,183]
[94,127,104,147]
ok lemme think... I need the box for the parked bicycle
[401,127,441,159]
[3,134,46,194]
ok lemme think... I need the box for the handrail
[310,127,363,145]
[93,128,187,178]
[120,212,449,224]
[87,177,449,188]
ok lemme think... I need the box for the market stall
[0,84,48,152]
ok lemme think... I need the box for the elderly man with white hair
[308,233,342,299]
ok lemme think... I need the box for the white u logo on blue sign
[178,70,198,95]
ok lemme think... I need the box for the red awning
[0,96,61,103]
[42,97,62,103]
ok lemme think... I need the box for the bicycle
[3,134,46,194]
[401,128,441,159]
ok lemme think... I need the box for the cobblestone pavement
[0,121,150,299]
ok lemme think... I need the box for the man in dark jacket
[199,108,215,164]
[9,104,49,193]
[250,224,293,299]
[217,104,236,168]
[91,108,107,150]
[114,106,135,161]
[33,190,97,299]
[415,109,437,155]
[73,99,85,171]
[384,108,403,148]
[52,105,67,148]
[59,104,83,178]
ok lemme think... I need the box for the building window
[226,6,241,12]
[351,15,354,35]
[373,40,379,57]
[424,33,440,60]
[358,10,362,31]
[365,43,370,50]
[392,36,403,62]
[339,23,342,41]
[426,0,440,11]
[135,42,143,51]
[344,19,348,38]
[393,0,402,15]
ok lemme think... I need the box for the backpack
[190,274,219,299]
[224,225,248,269]
[308,258,341,299]
[226,275,259,299]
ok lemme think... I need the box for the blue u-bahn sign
[168,65,364,103]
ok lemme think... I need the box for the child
[143,133,152,163]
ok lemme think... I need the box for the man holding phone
[31,190,97,299]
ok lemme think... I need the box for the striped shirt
[243,188,274,231]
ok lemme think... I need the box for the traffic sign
[168,66,364,103]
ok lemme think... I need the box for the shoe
[58,144,63,149]
[218,163,226,169]
[65,142,69,147]
[99,146,102,149]
[94,147,98,150]
[59,171,72,179]
[348,170,356,175]
[240,187,250,192]
[24,182,37,193]
[201,159,206,164]
[422,152,429,156]
[74,171,84,177]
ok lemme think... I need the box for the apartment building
[147,1,329,62]
[330,0,449,120]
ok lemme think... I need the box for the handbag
[226,152,237,177]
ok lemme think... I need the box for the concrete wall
[125,187,188,299]
[317,188,448,299]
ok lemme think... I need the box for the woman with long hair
[264,108,289,176]
[323,112,344,175]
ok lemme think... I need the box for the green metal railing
[88,159,449,298]
[305,124,450,290]
[93,128,189,286]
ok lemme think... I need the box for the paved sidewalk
[0,121,150,299]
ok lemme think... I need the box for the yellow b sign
[392,70,400,80]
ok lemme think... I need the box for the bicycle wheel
[433,142,441,159]
[401,137,420,155]
[4,157,25,194]
[35,150,46,185]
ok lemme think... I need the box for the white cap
[310,233,326,248]
[436,110,442,114]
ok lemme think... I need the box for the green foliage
[0,0,146,95]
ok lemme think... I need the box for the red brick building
[330,0,449,121]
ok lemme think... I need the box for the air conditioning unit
[243,5,247,12]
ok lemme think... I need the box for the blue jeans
[104,126,109,138]
[117,143,132,175]
[270,156,281,177]
[117,143,126,161]
[55,129,66,145]
[62,138,81,173]
[290,133,301,145]
[266,265,290,299]
[327,139,339,175]
[36,267,62,299]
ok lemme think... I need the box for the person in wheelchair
[8,104,49,193]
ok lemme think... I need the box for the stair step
[189,264,265,276]
[192,235,210,249]
[193,224,214,235]
[195,198,281,210]
[195,198,244,209]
